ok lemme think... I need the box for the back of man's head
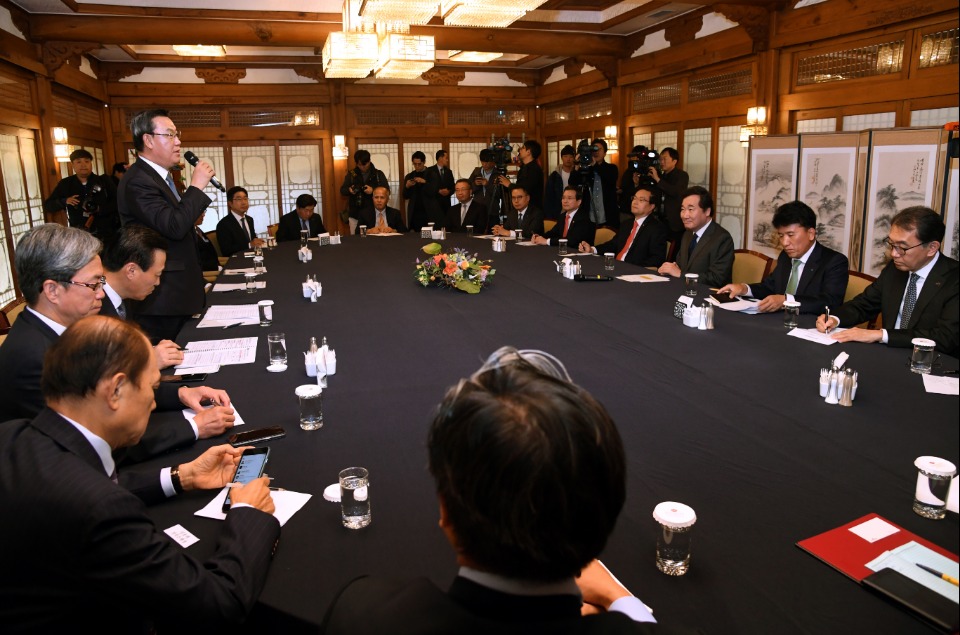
[524,140,542,160]
[41,316,152,402]
[892,206,945,244]
[772,201,817,230]
[16,224,101,306]
[428,347,626,582]
[102,225,167,273]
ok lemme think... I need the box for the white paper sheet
[849,516,899,542]
[866,541,959,603]
[922,374,960,396]
[174,364,220,375]
[177,337,258,367]
[212,281,266,292]
[786,327,848,345]
[182,402,247,427]
[617,273,670,283]
[163,524,200,548]
[196,305,260,328]
[223,267,267,275]
[196,487,312,527]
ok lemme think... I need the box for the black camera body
[577,139,600,175]
[628,146,661,187]
[489,137,513,175]
[81,183,104,216]
[349,171,366,210]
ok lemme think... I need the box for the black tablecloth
[141,234,959,634]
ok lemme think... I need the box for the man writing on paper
[323,347,689,634]
[580,184,668,268]
[0,316,279,633]
[657,187,734,288]
[816,206,958,357]
[718,201,848,313]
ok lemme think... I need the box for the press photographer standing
[43,149,119,242]
[648,147,688,255]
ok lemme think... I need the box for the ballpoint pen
[824,306,832,333]
[222,322,243,329]
[915,562,959,586]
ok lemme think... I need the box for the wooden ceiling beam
[28,15,627,57]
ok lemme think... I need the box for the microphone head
[183,151,199,166]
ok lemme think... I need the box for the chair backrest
[267,223,279,238]
[543,219,557,233]
[594,227,616,246]
[844,270,879,328]
[1,299,26,335]
[205,230,224,258]
[732,249,774,285]
[665,240,673,261]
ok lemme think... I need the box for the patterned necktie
[617,221,641,261]
[900,272,920,328]
[116,301,127,320]
[461,204,468,225]
[687,232,699,259]
[301,218,309,232]
[165,173,181,202]
[786,259,802,295]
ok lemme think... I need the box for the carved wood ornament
[195,67,247,84]
[505,69,539,87]
[42,41,99,74]
[421,69,465,86]
[98,64,145,82]
[714,3,772,52]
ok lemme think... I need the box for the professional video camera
[489,137,513,176]
[349,171,366,211]
[577,139,600,175]
[80,183,104,217]
[628,146,661,186]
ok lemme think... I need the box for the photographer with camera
[619,145,658,213]
[649,147,688,255]
[496,139,544,211]
[339,149,388,232]
[544,144,583,221]
[44,149,119,242]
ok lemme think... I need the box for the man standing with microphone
[119,109,219,341]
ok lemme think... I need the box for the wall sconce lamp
[739,107,768,146]
[604,125,619,153]
[52,127,71,162]
[332,135,349,160]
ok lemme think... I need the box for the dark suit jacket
[358,206,408,234]
[322,575,690,635]
[585,160,620,229]
[118,159,209,317]
[275,210,326,242]
[750,242,849,314]
[195,227,220,272]
[657,168,689,235]
[0,408,280,633]
[597,216,668,268]
[466,167,498,209]
[500,205,545,241]
[0,306,196,460]
[834,254,959,356]
[515,160,545,211]
[676,221,734,287]
[444,200,488,234]
[423,165,456,226]
[543,208,596,247]
[216,213,257,257]
[43,173,120,241]
[544,169,584,221]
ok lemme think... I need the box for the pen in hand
[824,306,833,333]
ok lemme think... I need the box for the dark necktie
[900,272,920,328]
[301,218,309,233]
[239,216,251,242]
[688,232,699,260]
[461,204,468,225]
[165,173,181,202]
[109,468,118,484]
[116,301,127,320]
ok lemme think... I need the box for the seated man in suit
[322,347,682,634]
[0,315,279,633]
[718,201,848,313]
[817,206,959,356]
[658,186,734,287]
[444,179,487,234]
[532,186,595,248]
[579,184,668,268]
[490,185,544,241]
[276,193,326,242]
[194,210,220,272]
[216,186,265,256]
[360,186,407,234]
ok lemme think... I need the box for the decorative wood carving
[295,67,325,82]
[664,15,702,47]
[505,69,539,87]
[98,64,145,82]
[578,56,618,86]
[195,67,247,84]
[42,41,99,74]
[865,4,936,27]
[563,58,584,78]
[251,22,274,43]
[715,3,772,52]
[421,69,464,86]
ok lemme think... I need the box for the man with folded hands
[359,186,407,234]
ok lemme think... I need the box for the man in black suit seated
[444,179,487,234]
[532,186,596,248]
[490,184,545,241]
[718,201,848,313]
[216,186,265,256]
[322,347,687,635]
[276,193,326,242]
[579,184,668,268]
[0,316,280,633]
[359,186,407,234]
[658,186,734,287]
[817,206,959,357]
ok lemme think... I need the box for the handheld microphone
[182,151,226,192]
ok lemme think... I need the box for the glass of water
[604,252,615,271]
[783,300,801,329]
[267,332,287,365]
[684,273,699,296]
[653,501,696,576]
[909,338,936,374]
[913,456,956,520]
[557,239,568,256]
[339,467,371,529]
[295,384,323,431]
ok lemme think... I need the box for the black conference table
[141,233,959,634]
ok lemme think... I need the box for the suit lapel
[794,243,823,295]
[31,408,107,475]
[908,256,948,327]
[137,159,180,206]
[689,222,716,265]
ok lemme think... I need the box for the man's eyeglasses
[149,131,182,140]
[633,197,651,203]
[65,276,106,292]
[883,238,926,255]
[231,196,249,202]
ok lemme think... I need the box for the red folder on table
[797,513,958,582]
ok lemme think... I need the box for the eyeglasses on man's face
[883,238,926,256]
[149,130,182,140]
[65,276,106,292]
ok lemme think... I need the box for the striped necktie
[165,173,181,202]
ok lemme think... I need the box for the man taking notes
[816,206,958,356]
[718,201,848,313]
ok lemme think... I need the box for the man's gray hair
[16,224,102,305]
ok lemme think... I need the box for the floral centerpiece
[414,243,495,294]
